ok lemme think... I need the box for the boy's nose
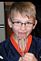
[21,24,26,31]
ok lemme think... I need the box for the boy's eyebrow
[11,17,34,21]
[11,20,34,23]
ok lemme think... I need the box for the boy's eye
[26,22,33,24]
[16,22,21,23]
[11,21,20,24]
[12,22,22,26]
[14,22,21,25]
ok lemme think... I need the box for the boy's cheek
[12,26,20,30]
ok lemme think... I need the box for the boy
[0,2,41,61]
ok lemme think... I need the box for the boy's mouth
[18,32,27,39]
[18,32,26,35]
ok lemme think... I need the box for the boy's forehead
[10,10,34,20]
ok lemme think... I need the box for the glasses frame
[10,18,35,26]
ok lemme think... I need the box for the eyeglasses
[10,19,34,26]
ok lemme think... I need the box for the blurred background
[0,0,41,42]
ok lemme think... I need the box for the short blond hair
[10,2,36,18]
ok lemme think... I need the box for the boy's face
[8,11,37,39]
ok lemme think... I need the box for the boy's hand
[23,53,38,61]
[19,53,38,61]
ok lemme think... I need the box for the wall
[0,2,5,42]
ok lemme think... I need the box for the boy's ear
[8,18,12,28]
[33,20,37,29]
